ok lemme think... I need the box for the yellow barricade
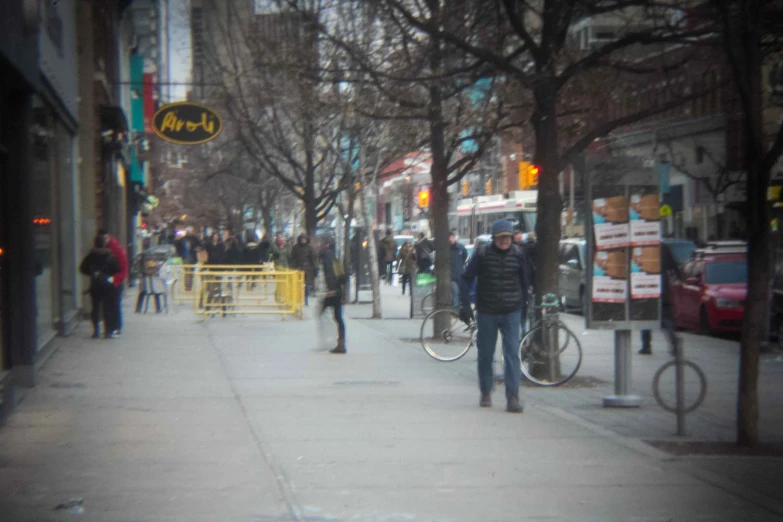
[193,269,304,320]
[170,264,273,304]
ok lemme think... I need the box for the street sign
[660,204,673,217]
[151,102,223,145]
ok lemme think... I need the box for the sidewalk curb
[537,406,783,518]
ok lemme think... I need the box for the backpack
[332,259,345,279]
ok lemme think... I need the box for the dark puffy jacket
[79,249,120,294]
[461,243,529,315]
[291,241,317,283]
[449,242,468,282]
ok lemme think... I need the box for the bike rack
[652,335,708,436]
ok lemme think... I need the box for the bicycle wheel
[420,308,473,362]
[519,323,583,386]
[652,360,707,414]
[421,292,435,315]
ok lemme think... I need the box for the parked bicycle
[518,293,583,386]
[419,293,583,387]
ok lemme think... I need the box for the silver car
[558,238,587,314]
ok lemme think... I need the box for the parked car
[558,238,587,314]
[671,253,747,334]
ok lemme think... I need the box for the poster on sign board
[592,195,630,250]
[629,189,661,246]
[630,246,661,299]
[592,249,628,303]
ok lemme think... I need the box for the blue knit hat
[491,219,514,237]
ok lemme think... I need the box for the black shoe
[92,333,101,339]
[480,394,492,408]
[506,395,524,413]
[329,339,346,354]
[638,347,652,355]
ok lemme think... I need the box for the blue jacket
[449,242,468,282]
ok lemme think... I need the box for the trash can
[411,272,436,319]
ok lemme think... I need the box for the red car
[671,254,747,334]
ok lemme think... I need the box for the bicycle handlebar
[533,292,560,310]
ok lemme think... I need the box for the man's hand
[459,306,474,325]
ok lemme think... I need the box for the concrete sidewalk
[0,290,781,521]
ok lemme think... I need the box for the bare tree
[312,0,515,317]
[381,0,711,313]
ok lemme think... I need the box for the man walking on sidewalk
[459,220,530,413]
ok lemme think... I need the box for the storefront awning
[100,106,128,134]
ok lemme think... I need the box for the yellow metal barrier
[193,269,304,320]
[170,264,273,304]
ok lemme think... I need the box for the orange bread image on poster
[632,246,660,273]
[604,196,629,223]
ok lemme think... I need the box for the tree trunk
[427,12,452,329]
[736,14,766,446]
[531,85,564,379]
[260,190,274,239]
[531,88,563,302]
[358,146,382,318]
[342,191,356,304]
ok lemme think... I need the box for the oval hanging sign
[151,102,223,145]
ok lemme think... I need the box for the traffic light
[518,161,530,189]
[485,179,492,195]
[418,189,430,208]
[528,164,540,187]
[461,179,469,196]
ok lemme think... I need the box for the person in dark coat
[319,236,347,353]
[290,233,317,305]
[224,232,243,265]
[460,220,530,413]
[380,229,398,284]
[258,234,272,264]
[205,233,226,265]
[449,231,468,307]
[242,231,262,265]
[80,235,121,339]
[397,241,417,295]
[639,243,679,355]
[414,233,434,274]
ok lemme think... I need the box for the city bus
[451,191,538,242]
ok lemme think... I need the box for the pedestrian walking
[397,240,417,295]
[224,233,243,265]
[414,233,434,274]
[80,235,121,339]
[449,232,468,307]
[639,243,679,355]
[102,232,128,338]
[380,229,398,285]
[460,219,530,413]
[205,233,226,265]
[318,235,347,354]
[258,233,272,264]
[270,234,291,268]
[290,233,317,305]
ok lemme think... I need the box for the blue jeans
[476,310,521,397]
[451,280,460,308]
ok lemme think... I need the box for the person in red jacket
[101,231,128,338]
